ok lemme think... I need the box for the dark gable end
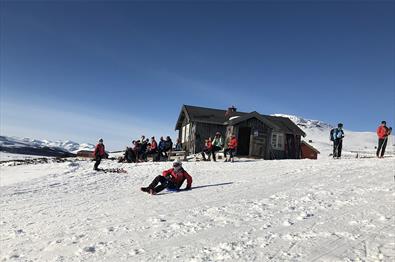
[226,111,279,130]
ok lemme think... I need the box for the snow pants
[94,156,102,170]
[333,139,343,158]
[211,146,221,161]
[377,138,388,157]
[149,175,177,193]
[224,148,236,159]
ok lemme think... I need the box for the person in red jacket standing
[224,135,238,162]
[141,160,192,195]
[376,121,392,158]
[93,138,106,170]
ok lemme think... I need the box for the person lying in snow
[140,160,192,195]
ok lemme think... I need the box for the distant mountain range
[0,136,95,157]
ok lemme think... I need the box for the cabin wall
[270,134,302,159]
[193,123,226,153]
[301,144,318,159]
[231,118,271,159]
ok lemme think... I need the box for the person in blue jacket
[332,123,345,158]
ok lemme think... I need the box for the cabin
[76,150,94,158]
[175,105,306,159]
[300,141,320,159]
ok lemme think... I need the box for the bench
[168,150,187,161]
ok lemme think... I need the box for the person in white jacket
[211,132,224,162]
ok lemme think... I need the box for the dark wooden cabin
[300,141,320,159]
[175,105,306,159]
[76,150,94,158]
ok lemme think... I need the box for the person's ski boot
[140,187,150,193]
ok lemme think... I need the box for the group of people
[119,135,183,163]
[330,121,392,159]
[92,136,182,170]
[201,132,238,162]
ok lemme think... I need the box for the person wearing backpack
[376,121,392,158]
[331,123,345,158]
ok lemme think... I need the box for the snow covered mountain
[0,136,95,157]
[273,114,395,157]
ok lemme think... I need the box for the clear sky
[1,1,394,150]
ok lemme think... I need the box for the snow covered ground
[1,156,394,261]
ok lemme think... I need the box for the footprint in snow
[82,246,96,253]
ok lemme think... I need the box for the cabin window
[182,126,186,143]
[182,124,190,143]
[271,132,284,150]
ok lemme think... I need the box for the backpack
[330,128,335,141]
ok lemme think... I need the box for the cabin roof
[301,140,320,153]
[175,104,306,137]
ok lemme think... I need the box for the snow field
[0,157,394,261]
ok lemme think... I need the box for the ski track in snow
[0,158,394,261]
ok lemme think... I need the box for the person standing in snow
[211,132,224,162]
[93,138,106,170]
[376,121,392,158]
[332,123,345,159]
[140,160,192,195]
[224,135,238,162]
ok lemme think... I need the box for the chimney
[225,105,237,118]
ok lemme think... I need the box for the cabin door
[286,134,296,159]
[250,135,266,158]
[237,127,251,155]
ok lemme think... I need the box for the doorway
[237,127,251,155]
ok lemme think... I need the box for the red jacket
[93,144,105,157]
[151,140,158,150]
[228,137,238,149]
[162,168,192,189]
[206,141,213,150]
[377,126,389,139]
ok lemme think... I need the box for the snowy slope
[0,136,95,157]
[1,158,394,261]
[273,114,395,157]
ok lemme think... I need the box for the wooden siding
[230,118,271,159]
[194,123,226,153]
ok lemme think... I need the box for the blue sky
[1,1,394,150]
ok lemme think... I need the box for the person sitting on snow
[140,160,192,195]
[174,138,182,151]
[93,138,107,170]
[158,136,166,159]
[201,137,213,161]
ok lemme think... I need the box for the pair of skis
[96,168,128,173]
